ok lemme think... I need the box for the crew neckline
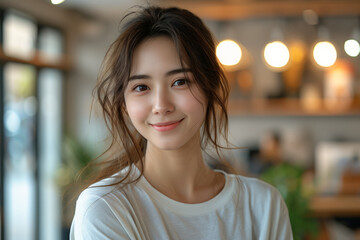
[136,168,234,216]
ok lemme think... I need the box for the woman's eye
[173,79,188,87]
[133,85,149,92]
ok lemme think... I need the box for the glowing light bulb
[313,41,337,67]
[263,41,290,68]
[51,0,65,4]
[344,39,360,57]
[216,40,242,66]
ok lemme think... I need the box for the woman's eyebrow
[128,68,192,81]
[128,74,150,81]
[166,68,192,76]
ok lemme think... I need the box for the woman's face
[124,36,207,151]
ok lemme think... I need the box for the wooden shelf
[228,99,360,117]
[0,46,72,71]
[310,195,360,218]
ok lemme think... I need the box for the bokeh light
[263,41,290,68]
[344,39,360,57]
[51,0,65,5]
[216,40,242,66]
[313,41,337,67]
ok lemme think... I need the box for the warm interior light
[51,0,65,4]
[344,39,360,57]
[313,41,337,67]
[324,60,354,110]
[263,41,290,68]
[216,40,242,66]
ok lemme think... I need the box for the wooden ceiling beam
[161,1,360,20]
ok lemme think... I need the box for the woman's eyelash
[130,78,190,91]
[173,78,189,86]
[133,84,149,92]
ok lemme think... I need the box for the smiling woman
[125,36,207,152]
[70,5,293,240]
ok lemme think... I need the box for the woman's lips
[151,119,183,132]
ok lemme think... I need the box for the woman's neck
[143,142,225,203]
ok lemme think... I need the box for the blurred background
[0,0,360,239]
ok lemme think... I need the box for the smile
[150,119,183,132]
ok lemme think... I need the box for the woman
[70,6,293,239]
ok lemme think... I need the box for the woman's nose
[152,88,175,115]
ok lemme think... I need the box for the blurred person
[248,131,283,175]
[70,5,293,239]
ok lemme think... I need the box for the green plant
[56,134,98,230]
[56,134,96,188]
[261,163,318,240]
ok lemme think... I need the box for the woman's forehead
[130,36,189,77]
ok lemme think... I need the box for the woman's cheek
[126,98,149,124]
[181,91,206,115]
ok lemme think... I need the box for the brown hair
[89,6,230,187]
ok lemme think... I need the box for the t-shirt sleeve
[70,191,131,240]
[243,177,294,240]
[273,197,293,240]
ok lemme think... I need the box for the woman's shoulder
[226,172,288,219]
[75,178,122,215]
[71,171,140,239]
[226,172,283,201]
[224,173,292,239]
[75,167,140,212]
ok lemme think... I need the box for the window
[3,63,37,240]
[1,8,66,240]
[3,10,37,60]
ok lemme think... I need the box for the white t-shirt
[70,167,293,240]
